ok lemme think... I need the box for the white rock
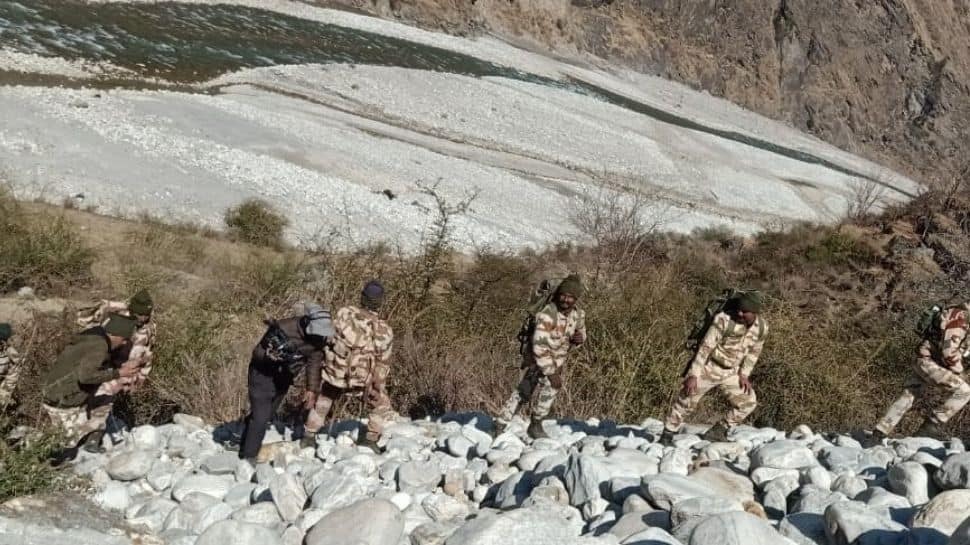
[390,492,413,511]
[196,520,281,545]
[310,472,371,513]
[604,449,661,478]
[751,441,816,470]
[282,526,305,545]
[306,498,404,545]
[128,497,178,533]
[688,468,755,503]
[146,462,179,492]
[201,452,240,475]
[398,461,442,494]
[620,527,683,545]
[173,414,206,432]
[831,473,867,499]
[887,461,930,505]
[225,483,257,508]
[564,453,609,506]
[106,450,156,481]
[855,487,911,525]
[232,502,283,526]
[443,505,584,545]
[950,517,970,545]
[911,489,970,536]
[799,467,832,491]
[622,494,653,514]
[172,474,233,501]
[191,502,234,534]
[235,460,256,483]
[641,474,713,511]
[935,453,970,490]
[687,511,795,545]
[581,497,610,520]
[422,492,469,522]
[0,516,132,545]
[93,481,131,511]
[412,520,462,545]
[751,468,801,488]
[131,425,162,450]
[446,434,474,458]
[670,496,744,529]
[494,471,532,509]
[659,449,691,476]
[609,510,672,540]
[270,473,307,523]
[823,501,906,545]
[791,487,848,514]
[778,513,827,545]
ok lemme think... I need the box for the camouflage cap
[104,314,137,339]
[556,274,585,298]
[0,323,11,341]
[738,291,764,313]
[128,289,154,316]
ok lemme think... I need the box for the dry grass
[224,198,289,249]
[5,184,970,441]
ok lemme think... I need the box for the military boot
[659,428,675,447]
[81,430,105,454]
[300,433,317,450]
[702,422,729,443]
[916,419,944,440]
[527,420,547,440]
[862,429,887,449]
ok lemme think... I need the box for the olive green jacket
[42,329,120,407]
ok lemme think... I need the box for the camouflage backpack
[516,278,560,360]
[685,288,763,352]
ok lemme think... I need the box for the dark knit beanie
[128,289,154,316]
[555,274,585,298]
[737,292,764,313]
[361,280,385,311]
[0,323,11,342]
[104,314,137,339]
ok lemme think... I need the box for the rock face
[305,499,404,545]
[36,413,970,545]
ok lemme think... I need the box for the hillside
[323,0,970,184]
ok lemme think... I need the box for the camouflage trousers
[42,392,114,445]
[0,363,22,407]
[875,356,970,434]
[664,363,757,433]
[305,381,398,442]
[499,365,559,422]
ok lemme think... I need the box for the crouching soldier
[42,314,140,457]
[238,303,333,462]
[303,281,397,451]
[868,303,970,444]
[0,323,22,407]
[662,292,767,444]
[498,274,587,439]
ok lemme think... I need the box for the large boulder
[105,450,155,481]
[564,453,610,506]
[306,498,404,545]
[196,520,282,545]
[620,527,683,545]
[935,453,970,490]
[778,513,827,545]
[911,490,970,536]
[688,467,755,504]
[751,441,817,470]
[443,505,584,545]
[686,511,796,545]
[399,461,442,495]
[200,453,240,476]
[641,475,713,511]
[603,448,660,479]
[0,516,131,545]
[823,501,907,545]
[888,462,930,506]
[494,471,533,509]
[309,472,370,513]
[171,474,233,502]
[949,517,970,545]
[270,473,307,523]
[608,510,672,540]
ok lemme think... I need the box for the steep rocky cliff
[323,0,970,184]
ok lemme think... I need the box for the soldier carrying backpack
[661,289,768,445]
[867,302,970,445]
[497,274,587,439]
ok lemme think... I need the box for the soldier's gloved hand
[570,331,585,346]
[682,376,698,396]
[548,371,563,390]
[739,374,753,395]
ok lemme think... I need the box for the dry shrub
[224,198,289,248]
[0,188,94,292]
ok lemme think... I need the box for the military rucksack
[685,288,763,352]
[259,319,305,373]
[516,278,560,361]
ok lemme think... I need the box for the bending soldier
[498,274,587,439]
[869,304,970,444]
[303,281,397,451]
[238,303,333,462]
[662,292,767,444]
[0,323,22,407]
[42,314,140,457]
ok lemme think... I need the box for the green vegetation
[223,198,289,248]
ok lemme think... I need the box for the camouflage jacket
[922,304,970,372]
[78,299,155,377]
[532,303,586,376]
[252,316,325,387]
[0,344,20,379]
[312,305,393,391]
[688,312,767,377]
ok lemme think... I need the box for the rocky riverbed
[5,414,970,545]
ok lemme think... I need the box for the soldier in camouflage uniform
[498,274,587,439]
[41,314,139,458]
[304,281,397,451]
[77,290,156,436]
[661,292,767,444]
[869,304,970,444]
[0,323,22,407]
